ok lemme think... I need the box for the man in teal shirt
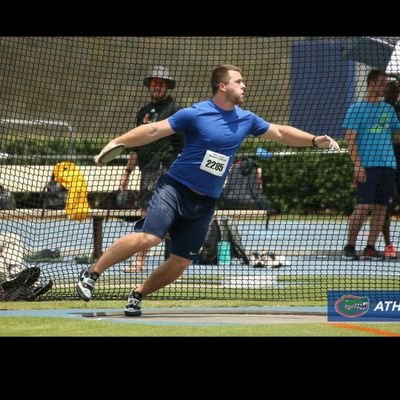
[342,70,400,260]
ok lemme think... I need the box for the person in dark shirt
[119,66,183,272]
[381,79,400,258]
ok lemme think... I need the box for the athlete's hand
[314,135,340,151]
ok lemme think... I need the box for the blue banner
[328,291,400,321]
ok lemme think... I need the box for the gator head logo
[335,295,369,318]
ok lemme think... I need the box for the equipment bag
[199,216,249,265]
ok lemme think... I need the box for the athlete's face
[223,70,246,105]
[149,78,168,103]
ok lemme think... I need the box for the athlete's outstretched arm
[261,123,340,150]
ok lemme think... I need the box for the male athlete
[76,64,340,316]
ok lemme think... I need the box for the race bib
[200,150,229,177]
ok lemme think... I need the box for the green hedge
[259,151,356,215]
[238,138,357,215]
[0,136,111,165]
[3,137,358,214]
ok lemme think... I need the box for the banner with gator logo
[328,291,400,321]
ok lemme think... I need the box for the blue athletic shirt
[167,99,269,198]
[342,100,400,168]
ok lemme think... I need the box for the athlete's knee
[169,254,192,269]
[137,232,162,248]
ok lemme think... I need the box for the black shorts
[356,167,396,205]
[134,175,217,260]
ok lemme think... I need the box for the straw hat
[143,65,176,90]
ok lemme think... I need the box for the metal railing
[0,118,75,158]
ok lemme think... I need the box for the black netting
[0,36,399,302]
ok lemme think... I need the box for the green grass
[1,300,400,336]
[1,316,400,336]
[43,274,400,302]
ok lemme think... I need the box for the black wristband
[312,136,318,148]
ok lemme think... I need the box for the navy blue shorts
[356,167,396,205]
[133,175,217,260]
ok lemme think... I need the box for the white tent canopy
[342,36,400,75]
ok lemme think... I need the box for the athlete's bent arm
[106,119,175,150]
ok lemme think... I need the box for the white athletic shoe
[76,267,98,301]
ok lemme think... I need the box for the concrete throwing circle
[81,307,326,326]
[0,307,326,327]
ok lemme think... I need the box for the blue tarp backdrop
[290,39,355,139]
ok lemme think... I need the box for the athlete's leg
[91,231,161,275]
[135,254,191,296]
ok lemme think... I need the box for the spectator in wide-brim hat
[119,65,183,273]
[143,65,176,90]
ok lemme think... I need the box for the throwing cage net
[0,36,399,301]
